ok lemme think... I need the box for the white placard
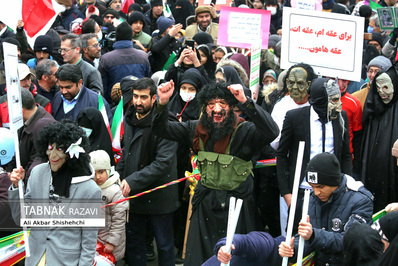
[281,8,364,82]
[250,42,262,101]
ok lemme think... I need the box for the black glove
[389,28,398,45]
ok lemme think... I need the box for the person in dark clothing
[361,68,398,212]
[150,17,182,73]
[197,44,216,81]
[265,0,283,35]
[215,65,252,97]
[279,153,373,265]
[203,232,285,266]
[144,0,174,34]
[76,107,115,166]
[153,81,279,265]
[35,59,59,102]
[172,0,195,28]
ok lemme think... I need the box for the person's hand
[217,245,235,264]
[176,48,190,65]
[283,193,292,207]
[168,24,183,38]
[120,179,131,197]
[103,243,115,253]
[157,80,175,105]
[386,202,398,212]
[210,4,217,19]
[277,28,282,37]
[228,84,246,103]
[298,215,313,241]
[112,18,121,28]
[9,166,25,188]
[17,19,24,29]
[390,28,398,45]
[279,237,295,257]
[134,40,146,52]
[186,47,201,67]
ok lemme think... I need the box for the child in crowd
[90,150,128,262]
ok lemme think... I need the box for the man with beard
[276,78,352,234]
[117,77,179,266]
[153,81,279,265]
[185,6,219,45]
[35,59,59,102]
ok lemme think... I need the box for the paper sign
[218,7,271,49]
[197,0,232,11]
[291,0,322,11]
[3,43,23,131]
[281,8,364,82]
[250,42,261,101]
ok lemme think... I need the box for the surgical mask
[273,56,280,66]
[367,26,374,33]
[180,91,196,102]
[97,31,103,42]
[267,6,277,16]
[80,127,93,138]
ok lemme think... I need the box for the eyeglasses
[87,43,101,49]
[58,47,76,53]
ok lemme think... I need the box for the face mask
[367,26,374,33]
[273,56,280,66]
[97,31,103,42]
[80,127,93,138]
[267,6,277,16]
[180,91,196,102]
[376,73,394,104]
[328,94,342,120]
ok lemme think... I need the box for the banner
[218,7,271,49]
[281,8,364,82]
[197,0,232,11]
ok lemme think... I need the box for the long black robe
[361,69,398,212]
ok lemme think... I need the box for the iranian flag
[0,0,65,48]
[163,0,172,18]
[111,97,124,151]
[98,94,112,140]
[122,0,135,14]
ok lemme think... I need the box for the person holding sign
[185,6,219,45]
[278,152,373,265]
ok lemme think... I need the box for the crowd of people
[1,0,398,265]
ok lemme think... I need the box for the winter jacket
[97,172,128,261]
[98,40,151,105]
[292,175,373,265]
[150,34,182,73]
[76,58,103,94]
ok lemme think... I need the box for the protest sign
[250,42,261,102]
[290,0,322,11]
[281,8,364,82]
[218,7,271,49]
[197,0,232,11]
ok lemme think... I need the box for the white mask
[97,31,103,42]
[376,73,394,104]
[267,6,277,16]
[273,56,280,66]
[80,127,93,138]
[180,91,196,102]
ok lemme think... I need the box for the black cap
[306,152,342,187]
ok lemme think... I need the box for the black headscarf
[169,68,208,121]
[216,65,251,97]
[172,0,195,28]
[308,78,330,123]
[76,107,115,166]
[197,44,216,80]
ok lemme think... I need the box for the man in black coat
[276,78,352,233]
[117,77,179,266]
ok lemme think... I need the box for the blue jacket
[293,175,373,265]
[98,40,151,105]
[51,85,112,124]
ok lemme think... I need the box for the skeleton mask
[326,79,342,120]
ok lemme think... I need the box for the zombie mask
[286,67,311,104]
[376,73,394,104]
[326,79,342,120]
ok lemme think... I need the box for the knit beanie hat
[103,8,119,19]
[157,16,174,35]
[268,34,281,49]
[0,128,15,166]
[128,11,146,26]
[34,35,53,53]
[151,0,163,7]
[116,22,133,41]
[128,3,142,13]
[368,55,392,72]
[392,139,398,157]
[121,75,139,107]
[306,152,342,186]
[90,150,111,171]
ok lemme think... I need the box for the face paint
[328,93,342,120]
[376,73,394,104]
[286,67,310,104]
[46,143,67,172]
